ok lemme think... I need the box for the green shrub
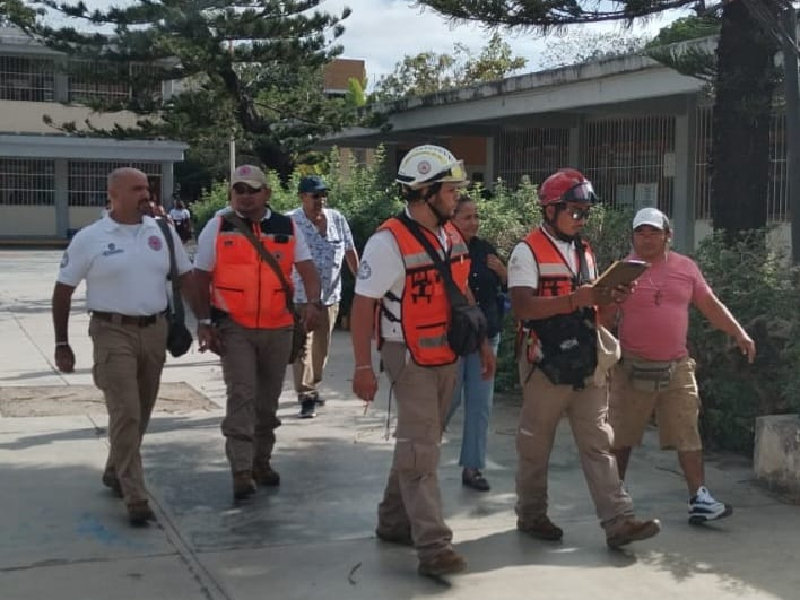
[688,230,800,453]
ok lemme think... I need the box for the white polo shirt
[194,209,312,272]
[58,216,193,315]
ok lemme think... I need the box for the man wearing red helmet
[507,168,661,549]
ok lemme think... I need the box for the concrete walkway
[0,250,797,600]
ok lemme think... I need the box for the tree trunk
[711,0,779,235]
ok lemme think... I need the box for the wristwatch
[198,318,212,326]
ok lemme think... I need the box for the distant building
[0,26,187,240]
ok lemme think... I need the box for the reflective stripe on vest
[211,214,296,329]
[378,216,471,366]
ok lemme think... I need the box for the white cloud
[324,0,691,85]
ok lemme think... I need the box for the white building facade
[0,27,187,240]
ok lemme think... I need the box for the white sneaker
[688,486,733,524]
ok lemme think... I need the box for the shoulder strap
[575,235,592,286]
[397,212,468,307]
[155,218,185,321]
[222,213,295,314]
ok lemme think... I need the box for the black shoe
[253,461,280,487]
[299,398,316,419]
[102,470,123,498]
[127,501,156,527]
[233,471,257,500]
[462,468,490,492]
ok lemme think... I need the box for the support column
[485,135,495,186]
[161,162,174,210]
[54,158,69,238]
[673,97,697,253]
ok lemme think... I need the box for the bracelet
[198,318,212,326]
[355,364,373,371]
[55,341,70,348]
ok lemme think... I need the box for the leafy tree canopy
[372,31,526,100]
[4,0,369,178]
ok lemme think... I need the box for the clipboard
[593,260,649,290]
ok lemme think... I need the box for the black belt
[92,311,164,327]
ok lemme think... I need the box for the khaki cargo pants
[219,318,293,473]
[377,342,458,561]
[516,361,634,530]
[292,302,339,399]
[90,315,167,506]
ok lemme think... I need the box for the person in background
[289,176,358,418]
[607,207,755,524]
[444,195,506,491]
[169,200,193,243]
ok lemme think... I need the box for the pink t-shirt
[618,251,712,361]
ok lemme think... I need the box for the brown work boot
[517,515,564,541]
[252,461,280,487]
[417,549,467,577]
[102,470,122,498]
[232,471,256,500]
[375,526,414,547]
[127,501,156,527]
[606,518,661,549]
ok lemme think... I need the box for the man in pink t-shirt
[608,207,755,525]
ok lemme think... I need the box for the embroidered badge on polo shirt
[102,243,124,256]
[148,235,163,251]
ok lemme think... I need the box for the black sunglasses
[232,183,261,194]
[557,204,591,220]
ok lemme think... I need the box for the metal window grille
[68,60,160,103]
[68,161,162,207]
[580,116,676,216]
[496,128,570,189]
[693,104,788,221]
[0,159,55,206]
[0,55,55,102]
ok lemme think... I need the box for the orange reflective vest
[522,227,596,299]
[378,217,471,366]
[520,227,597,366]
[211,213,296,329]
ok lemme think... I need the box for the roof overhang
[0,135,188,161]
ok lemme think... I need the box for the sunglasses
[558,205,591,220]
[232,183,262,194]
[310,192,328,200]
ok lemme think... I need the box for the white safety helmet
[395,145,468,190]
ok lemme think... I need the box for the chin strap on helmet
[423,183,449,226]
[543,204,577,243]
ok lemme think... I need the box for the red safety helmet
[538,169,597,206]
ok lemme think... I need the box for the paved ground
[0,249,798,600]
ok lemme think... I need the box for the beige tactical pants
[292,302,339,399]
[90,315,167,506]
[516,362,634,530]
[219,318,293,473]
[377,342,458,561]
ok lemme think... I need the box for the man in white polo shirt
[52,167,195,527]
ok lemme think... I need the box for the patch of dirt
[0,383,214,417]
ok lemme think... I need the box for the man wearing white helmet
[350,144,496,577]
[607,207,756,525]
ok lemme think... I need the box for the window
[68,161,162,207]
[68,60,160,103]
[0,159,55,206]
[0,55,55,102]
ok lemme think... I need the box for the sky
[39,0,690,85]
[323,0,690,84]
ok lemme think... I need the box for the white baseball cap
[231,165,269,189]
[633,207,668,230]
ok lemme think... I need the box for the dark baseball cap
[298,175,329,194]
